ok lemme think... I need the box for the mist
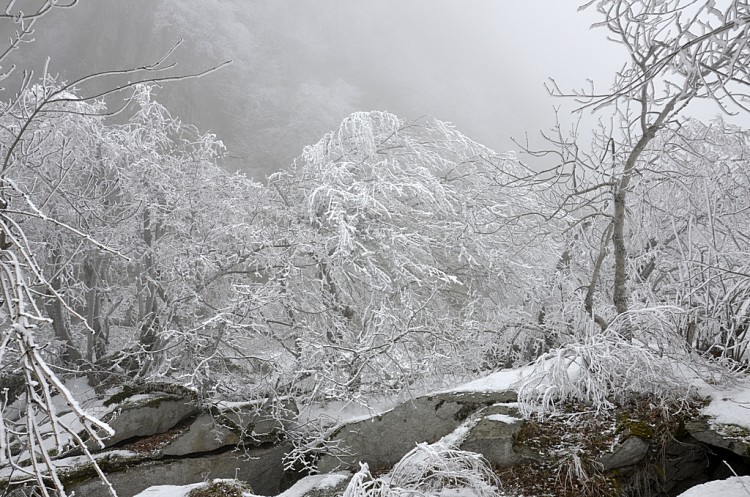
[2,1,731,179]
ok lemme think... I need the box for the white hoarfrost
[264,110,559,399]
[342,442,505,497]
[516,332,692,418]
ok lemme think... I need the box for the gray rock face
[20,382,750,497]
[162,412,240,456]
[686,419,750,457]
[218,398,299,442]
[133,397,299,456]
[67,443,291,497]
[459,404,524,467]
[104,394,198,447]
[662,437,712,496]
[45,391,300,497]
[316,390,517,473]
[598,435,650,470]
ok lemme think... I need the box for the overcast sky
[284,0,624,155]
[3,1,747,177]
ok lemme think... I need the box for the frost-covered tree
[519,0,750,416]
[247,111,558,399]
[535,0,750,342]
[2,81,284,406]
[625,118,750,360]
[0,3,120,495]
[0,2,240,493]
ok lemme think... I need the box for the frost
[342,442,505,497]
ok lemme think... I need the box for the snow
[677,475,750,497]
[272,472,351,497]
[133,481,206,497]
[484,414,520,424]
[444,366,530,394]
[697,380,750,428]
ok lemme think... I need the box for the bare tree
[531,0,750,340]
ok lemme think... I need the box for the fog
[2,1,741,179]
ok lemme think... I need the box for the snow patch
[133,482,205,497]
[484,414,519,424]
[439,415,483,447]
[699,382,750,430]
[274,472,351,497]
[677,475,750,497]
[445,367,531,394]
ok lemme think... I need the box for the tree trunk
[612,189,629,318]
[46,246,83,365]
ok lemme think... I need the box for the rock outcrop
[161,398,298,456]
[102,394,199,447]
[459,404,525,467]
[316,390,517,473]
[52,387,297,497]
[6,380,750,497]
[68,443,290,497]
[685,418,750,457]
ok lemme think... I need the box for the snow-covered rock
[686,418,750,458]
[216,397,299,442]
[458,405,524,467]
[597,435,650,470]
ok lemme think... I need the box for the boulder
[458,404,524,467]
[216,397,298,443]
[103,394,198,447]
[161,412,240,456]
[662,436,714,496]
[685,419,750,457]
[66,442,291,497]
[598,435,650,470]
[316,390,516,473]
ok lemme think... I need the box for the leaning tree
[254,111,559,400]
